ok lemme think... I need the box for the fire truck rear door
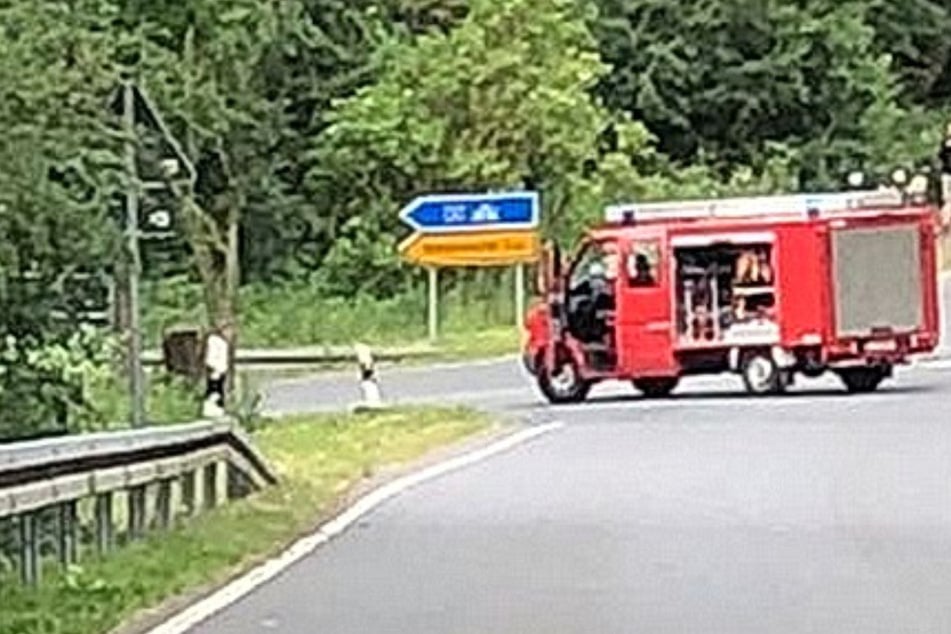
[616,237,678,375]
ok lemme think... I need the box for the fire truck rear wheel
[837,367,885,394]
[633,378,679,398]
[741,353,783,396]
[538,356,591,404]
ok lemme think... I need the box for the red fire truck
[523,188,942,403]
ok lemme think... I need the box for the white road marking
[143,421,564,634]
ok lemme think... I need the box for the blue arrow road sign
[399,191,540,233]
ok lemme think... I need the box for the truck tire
[633,378,679,398]
[741,353,783,396]
[538,355,591,404]
[837,367,885,394]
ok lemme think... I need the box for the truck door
[616,238,677,375]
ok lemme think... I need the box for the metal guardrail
[0,421,276,586]
[142,344,438,368]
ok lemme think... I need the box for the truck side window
[569,242,611,290]
[628,242,660,287]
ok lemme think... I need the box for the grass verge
[0,407,495,634]
[141,276,530,351]
[230,327,522,385]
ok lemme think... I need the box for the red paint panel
[775,223,829,346]
[615,232,679,376]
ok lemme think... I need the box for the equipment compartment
[831,225,924,337]
[674,242,779,346]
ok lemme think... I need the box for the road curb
[139,421,563,634]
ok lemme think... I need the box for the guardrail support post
[155,479,173,530]
[95,493,114,554]
[19,512,39,586]
[226,464,251,500]
[58,501,78,568]
[128,485,147,540]
[203,462,219,511]
[181,470,197,517]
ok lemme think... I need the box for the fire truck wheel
[741,353,783,395]
[538,357,591,404]
[837,367,885,394]
[633,378,679,398]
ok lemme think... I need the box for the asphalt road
[190,277,951,634]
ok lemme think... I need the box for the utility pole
[123,81,146,428]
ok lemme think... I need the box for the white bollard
[202,331,230,419]
[351,343,385,412]
[201,396,226,419]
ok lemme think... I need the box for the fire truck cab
[523,188,942,403]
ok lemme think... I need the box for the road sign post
[428,268,439,342]
[515,263,525,330]
[398,191,541,339]
[122,81,145,429]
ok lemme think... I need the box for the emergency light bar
[604,189,905,224]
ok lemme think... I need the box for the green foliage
[865,0,951,106]
[3,0,950,440]
[0,328,197,440]
[592,0,945,187]
[309,0,657,285]
[143,272,524,348]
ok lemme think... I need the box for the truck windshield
[569,241,617,290]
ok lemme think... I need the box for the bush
[141,270,526,349]
[0,327,199,442]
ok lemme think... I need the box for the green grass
[84,368,202,431]
[434,327,521,361]
[140,275,532,351]
[0,407,493,634]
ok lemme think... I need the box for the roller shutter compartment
[831,224,923,337]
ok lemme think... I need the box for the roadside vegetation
[4,0,951,441]
[0,407,494,634]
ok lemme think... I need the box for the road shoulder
[112,416,539,634]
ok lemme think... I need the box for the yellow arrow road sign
[398,230,540,267]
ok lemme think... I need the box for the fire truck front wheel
[538,356,591,404]
[633,378,679,398]
[741,353,784,396]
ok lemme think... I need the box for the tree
[110,1,295,359]
[306,0,661,292]
[0,0,129,437]
[592,0,927,186]
[865,0,951,106]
